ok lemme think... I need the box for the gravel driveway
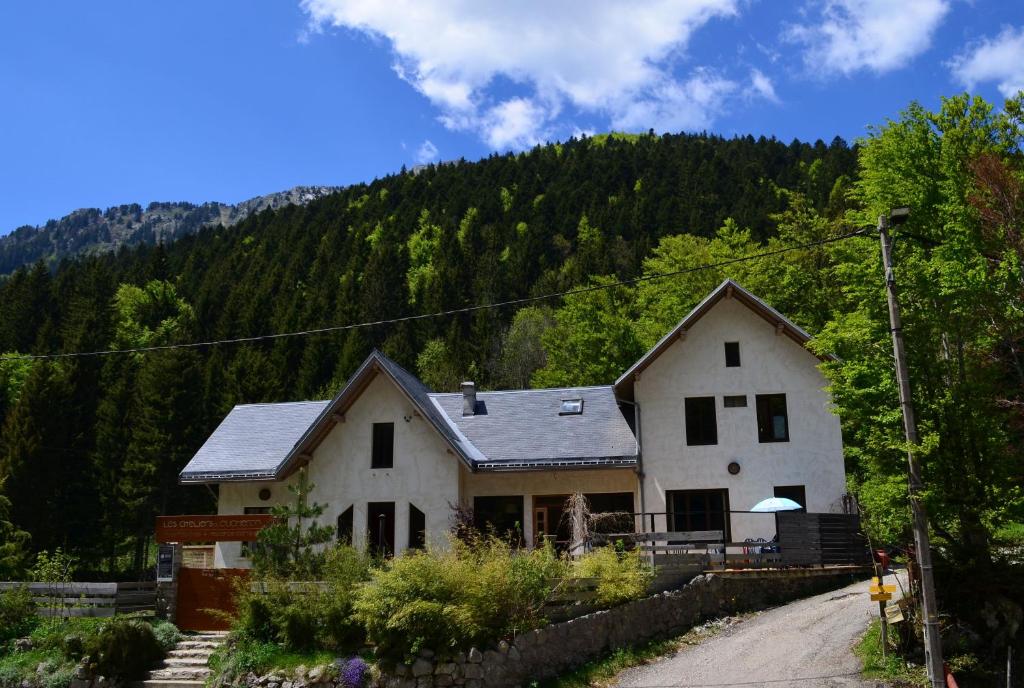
[614,575,900,688]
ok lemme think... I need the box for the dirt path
[614,575,900,688]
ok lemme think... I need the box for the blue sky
[1,0,1022,233]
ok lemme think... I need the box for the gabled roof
[179,401,329,482]
[614,279,837,398]
[429,386,638,471]
[275,350,481,478]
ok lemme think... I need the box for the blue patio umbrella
[750,497,803,513]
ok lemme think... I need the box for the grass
[853,619,927,688]
[538,616,746,688]
[208,637,337,680]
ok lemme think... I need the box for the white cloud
[785,0,950,76]
[949,26,1024,98]
[300,0,743,148]
[415,139,439,164]
[747,68,779,103]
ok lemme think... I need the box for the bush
[151,620,181,652]
[83,618,163,680]
[232,544,372,652]
[0,585,37,644]
[353,538,566,659]
[573,544,653,607]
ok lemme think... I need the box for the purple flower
[335,657,368,688]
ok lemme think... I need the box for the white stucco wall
[214,372,462,567]
[634,297,846,542]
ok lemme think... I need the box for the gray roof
[429,386,638,471]
[180,400,329,482]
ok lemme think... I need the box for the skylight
[560,398,584,415]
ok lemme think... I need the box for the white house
[179,279,847,568]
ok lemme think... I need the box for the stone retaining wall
[233,568,866,688]
[380,568,865,688]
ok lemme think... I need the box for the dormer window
[560,398,584,415]
[725,342,741,367]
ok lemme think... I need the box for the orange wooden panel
[176,567,249,631]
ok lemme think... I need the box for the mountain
[0,185,341,274]
[0,130,858,570]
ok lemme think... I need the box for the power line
[0,228,868,362]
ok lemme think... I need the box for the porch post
[523,495,534,548]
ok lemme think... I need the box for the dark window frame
[408,503,426,550]
[723,395,747,408]
[371,422,395,468]
[337,505,354,544]
[684,396,718,446]
[667,489,731,541]
[724,342,741,367]
[367,501,396,557]
[756,394,790,443]
[773,485,807,512]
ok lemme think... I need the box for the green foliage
[208,636,335,682]
[533,277,643,387]
[82,618,163,680]
[495,307,554,389]
[0,478,30,579]
[854,620,927,687]
[0,617,169,688]
[251,468,335,579]
[233,544,372,652]
[150,620,181,652]
[29,548,76,583]
[0,586,37,644]
[572,545,653,607]
[353,538,567,659]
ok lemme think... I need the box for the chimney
[461,381,477,416]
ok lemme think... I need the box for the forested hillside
[2,97,1023,667]
[0,131,856,574]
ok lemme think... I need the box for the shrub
[151,620,181,652]
[232,544,372,652]
[0,585,37,644]
[83,618,163,680]
[353,537,567,659]
[572,544,653,607]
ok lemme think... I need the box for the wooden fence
[776,512,871,567]
[0,581,157,618]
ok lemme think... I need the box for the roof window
[559,398,584,415]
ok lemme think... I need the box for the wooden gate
[175,567,248,631]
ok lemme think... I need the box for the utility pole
[878,209,945,688]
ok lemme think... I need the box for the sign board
[869,584,897,594]
[885,603,905,624]
[157,543,176,582]
[870,592,893,602]
[155,514,276,543]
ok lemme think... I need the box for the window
[685,396,718,445]
[241,506,272,558]
[723,395,747,408]
[667,489,730,541]
[473,496,524,544]
[367,502,395,556]
[337,505,353,544]
[371,422,394,468]
[773,485,806,512]
[559,398,584,415]
[408,504,426,550]
[756,394,790,442]
[725,342,741,367]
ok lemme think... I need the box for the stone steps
[135,632,225,688]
